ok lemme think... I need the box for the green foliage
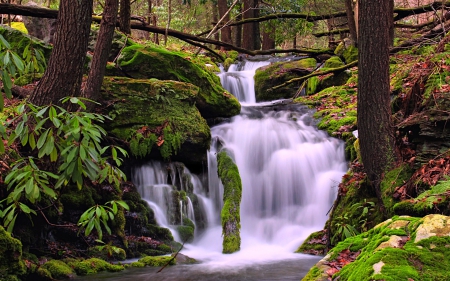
[331,212,360,244]
[89,240,126,260]
[0,98,129,234]
[77,200,129,240]
[138,255,176,266]
[70,258,124,275]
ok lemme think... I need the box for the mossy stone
[254,58,317,101]
[106,44,240,119]
[0,226,26,279]
[138,255,175,266]
[41,260,75,279]
[101,77,211,166]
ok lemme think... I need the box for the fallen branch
[269,60,358,91]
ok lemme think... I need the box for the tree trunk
[119,0,131,34]
[233,3,242,47]
[357,0,398,214]
[28,0,93,106]
[218,0,232,50]
[212,3,220,43]
[242,0,258,50]
[345,0,357,44]
[83,0,119,107]
[261,24,275,50]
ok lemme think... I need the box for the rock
[254,58,317,101]
[22,1,56,44]
[101,77,211,167]
[105,44,240,119]
[303,215,450,281]
[0,226,26,280]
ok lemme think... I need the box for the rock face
[0,226,26,280]
[101,77,211,167]
[22,1,56,44]
[106,44,241,119]
[303,215,450,281]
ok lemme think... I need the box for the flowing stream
[77,59,347,280]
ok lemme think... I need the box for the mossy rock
[138,255,176,266]
[296,230,328,255]
[105,44,240,119]
[41,260,75,279]
[101,77,211,166]
[88,245,127,261]
[303,215,450,281]
[177,218,195,243]
[0,25,52,60]
[70,258,124,276]
[254,58,317,101]
[217,151,242,254]
[0,226,26,279]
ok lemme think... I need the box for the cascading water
[128,59,348,280]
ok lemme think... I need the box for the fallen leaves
[323,249,361,279]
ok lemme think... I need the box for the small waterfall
[131,58,347,269]
[217,60,270,104]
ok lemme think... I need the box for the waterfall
[132,58,347,267]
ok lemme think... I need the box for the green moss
[254,58,317,101]
[108,45,240,119]
[71,258,124,276]
[302,265,322,281]
[324,56,344,69]
[88,245,126,261]
[217,151,242,254]
[60,184,96,210]
[306,76,320,95]
[177,218,195,243]
[130,261,146,267]
[139,255,175,266]
[394,179,450,216]
[102,77,211,164]
[0,226,26,279]
[296,230,327,255]
[380,164,414,216]
[41,260,74,279]
[342,45,358,64]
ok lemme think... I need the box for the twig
[157,241,186,273]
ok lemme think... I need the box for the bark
[357,0,399,216]
[242,0,258,50]
[345,0,357,43]
[28,0,93,107]
[119,0,131,34]
[261,24,275,50]
[83,0,119,107]
[233,3,242,47]
[218,0,231,50]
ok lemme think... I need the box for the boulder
[105,45,240,119]
[0,226,26,280]
[254,58,317,101]
[101,77,211,167]
[22,1,56,44]
[303,215,450,281]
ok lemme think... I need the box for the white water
[132,59,347,276]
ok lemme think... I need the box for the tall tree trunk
[119,0,131,34]
[233,2,242,47]
[357,0,398,216]
[218,0,232,50]
[83,0,119,107]
[212,3,220,44]
[242,0,258,50]
[345,0,357,44]
[261,24,275,50]
[29,0,93,106]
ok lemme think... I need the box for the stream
[77,58,347,280]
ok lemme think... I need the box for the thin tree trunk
[83,0,119,107]
[242,0,256,50]
[345,0,357,44]
[233,2,242,47]
[119,0,131,34]
[29,0,93,106]
[261,24,275,50]
[218,0,232,50]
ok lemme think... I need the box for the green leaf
[29,133,36,150]
[6,214,17,233]
[116,200,129,211]
[19,203,32,214]
[11,52,24,72]
[50,146,58,162]
[36,106,49,118]
[0,138,4,154]
[2,71,13,98]
[0,34,11,49]
[37,128,50,149]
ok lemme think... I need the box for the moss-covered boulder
[303,215,450,281]
[105,44,240,119]
[101,77,211,166]
[217,151,242,254]
[41,260,75,279]
[0,226,26,280]
[254,58,317,101]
